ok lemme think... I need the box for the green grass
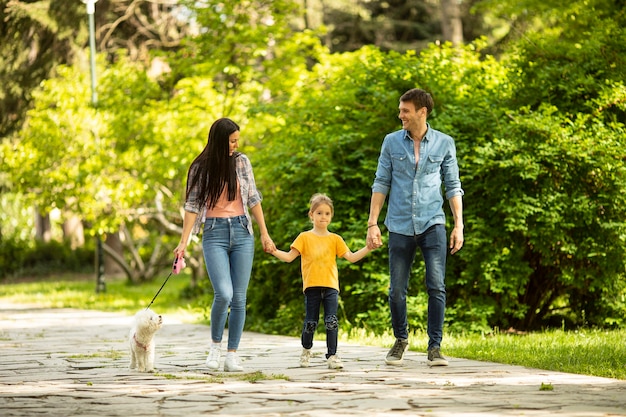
[0,273,207,321]
[154,370,289,383]
[1,274,625,380]
[67,348,124,360]
[443,328,626,380]
[346,324,626,380]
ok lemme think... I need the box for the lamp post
[83,0,98,105]
[82,0,105,293]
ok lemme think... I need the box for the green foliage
[506,0,626,117]
[463,106,626,329]
[2,55,185,282]
[0,239,93,279]
[173,0,302,117]
[0,238,29,278]
[452,0,626,329]
[2,63,108,230]
[0,0,85,137]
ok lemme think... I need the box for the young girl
[269,193,374,369]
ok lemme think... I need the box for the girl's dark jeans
[302,287,339,358]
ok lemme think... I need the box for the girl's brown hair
[309,193,334,215]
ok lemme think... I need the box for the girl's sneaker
[327,355,344,369]
[300,348,312,367]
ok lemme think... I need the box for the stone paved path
[1,302,625,416]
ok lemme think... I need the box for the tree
[455,0,626,329]
[3,0,625,332]
[440,0,463,45]
[1,0,195,281]
[0,0,86,136]
[2,56,182,283]
[96,0,190,61]
[293,0,500,53]
[0,0,190,139]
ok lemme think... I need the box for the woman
[174,117,275,372]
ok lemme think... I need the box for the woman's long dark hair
[186,118,240,209]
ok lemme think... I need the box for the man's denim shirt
[372,124,464,236]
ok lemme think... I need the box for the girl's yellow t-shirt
[291,231,349,292]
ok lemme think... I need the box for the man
[366,88,464,366]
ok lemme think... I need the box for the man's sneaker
[385,338,409,365]
[205,345,220,370]
[224,352,244,372]
[327,355,344,369]
[300,348,312,368]
[427,347,449,366]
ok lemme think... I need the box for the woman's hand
[261,233,276,253]
[173,243,186,258]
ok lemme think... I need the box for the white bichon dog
[129,308,163,372]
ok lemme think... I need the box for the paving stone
[1,302,625,417]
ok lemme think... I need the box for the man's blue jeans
[302,287,339,358]
[388,224,447,350]
[202,215,254,351]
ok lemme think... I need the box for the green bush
[0,238,29,278]
[0,238,94,280]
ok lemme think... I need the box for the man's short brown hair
[400,88,434,116]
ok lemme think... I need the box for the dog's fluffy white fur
[129,308,163,372]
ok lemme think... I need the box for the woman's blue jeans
[202,215,254,351]
[302,287,339,358]
[388,224,447,350]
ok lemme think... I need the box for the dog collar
[133,333,150,351]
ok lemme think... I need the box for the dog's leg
[129,346,137,370]
[146,346,155,372]
[137,352,146,372]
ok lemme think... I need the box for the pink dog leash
[145,254,186,310]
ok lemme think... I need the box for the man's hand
[449,226,464,255]
[367,225,383,249]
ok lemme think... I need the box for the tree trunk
[440,0,464,45]
[62,214,85,248]
[34,208,51,242]
[105,230,125,277]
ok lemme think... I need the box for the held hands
[261,233,276,253]
[366,225,383,250]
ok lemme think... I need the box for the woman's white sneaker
[206,345,221,370]
[224,352,244,372]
